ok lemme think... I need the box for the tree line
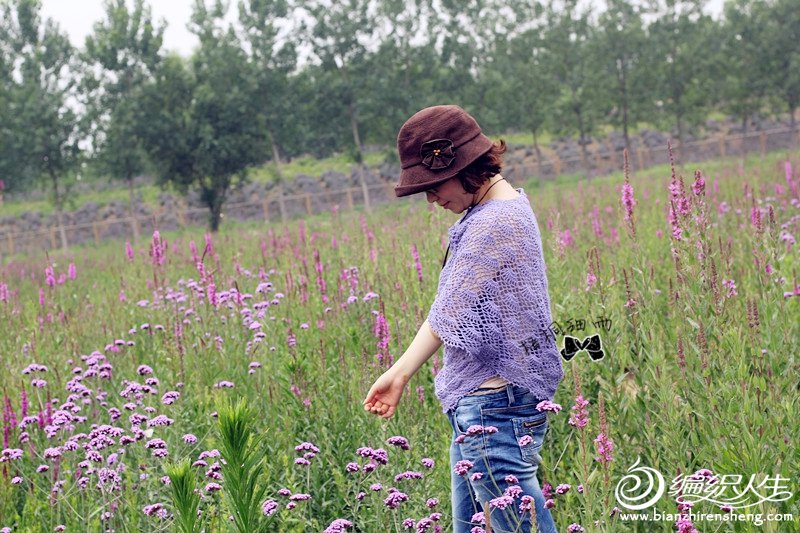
[0,0,798,235]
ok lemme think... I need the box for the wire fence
[1,126,798,259]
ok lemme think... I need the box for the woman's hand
[363,368,409,419]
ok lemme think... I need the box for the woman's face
[424,177,471,213]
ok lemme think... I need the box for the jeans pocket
[512,412,548,466]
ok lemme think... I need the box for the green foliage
[216,397,272,533]
[166,458,202,533]
[0,0,82,205]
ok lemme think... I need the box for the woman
[363,105,563,533]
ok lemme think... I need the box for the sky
[42,0,728,58]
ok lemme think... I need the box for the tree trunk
[267,129,287,223]
[210,199,222,233]
[207,182,228,233]
[49,168,68,251]
[349,103,371,213]
[574,105,591,179]
[532,129,543,176]
[618,58,632,161]
[127,174,140,245]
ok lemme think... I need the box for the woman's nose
[425,191,436,203]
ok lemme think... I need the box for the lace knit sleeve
[427,214,518,358]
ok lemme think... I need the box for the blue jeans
[446,384,558,533]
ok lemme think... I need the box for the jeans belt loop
[506,384,514,406]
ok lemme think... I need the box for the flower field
[0,149,798,532]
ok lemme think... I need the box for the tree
[299,0,385,212]
[84,0,165,243]
[759,0,800,131]
[716,0,767,133]
[503,2,557,169]
[541,0,604,176]
[137,1,268,232]
[595,0,651,157]
[646,0,718,145]
[2,0,84,250]
[238,0,298,222]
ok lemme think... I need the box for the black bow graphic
[560,334,605,361]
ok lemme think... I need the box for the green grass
[0,146,797,532]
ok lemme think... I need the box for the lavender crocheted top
[427,187,564,413]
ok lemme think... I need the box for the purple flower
[383,491,409,509]
[568,395,590,428]
[535,400,562,413]
[295,458,310,466]
[518,435,533,446]
[345,462,359,473]
[294,442,320,454]
[594,433,615,464]
[43,447,62,460]
[505,474,518,484]
[356,446,374,458]
[505,485,523,499]
[277,488,291,497]
[722,279,737,298]
[370,448,388,465]
[1,448,24,462]
[11,476,22,485]
[369,483,383,491]
[143,503,164,516]
[488,495,514,510]
[161,391,180,405]
[147,415,174,427]
[470,472,483,481]
[289,493,311,502]
[205,482,222,492]
[621,179,636,222]
[36,464,49,473]
[387,436,410,450]
[471,512,485,525]
[421,458,434,469]
[567,524,586,533]
[262,499,278,516]
[183,434,198,444]
[520,495,534,512]
[556,483,571,495]
[426,498,439,508]
[453,460,474,476]
[213,381,235,389]
[324,519,354,533]
[394,471,424,482]
[137,365,153,376]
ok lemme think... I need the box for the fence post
[552,155,562,176]
[346,188,354,211]
[760,131,767,158]
[6,233,13,256]
[718,137,726,159]
[262,199,270,222]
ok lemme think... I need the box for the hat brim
[394,133,494,197]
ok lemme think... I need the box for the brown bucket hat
[394,105,494,197]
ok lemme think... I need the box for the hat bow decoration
[420,139,456,170]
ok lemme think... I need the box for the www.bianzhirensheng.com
[618,509,795,527]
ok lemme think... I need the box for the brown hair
[456,140,507,193]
